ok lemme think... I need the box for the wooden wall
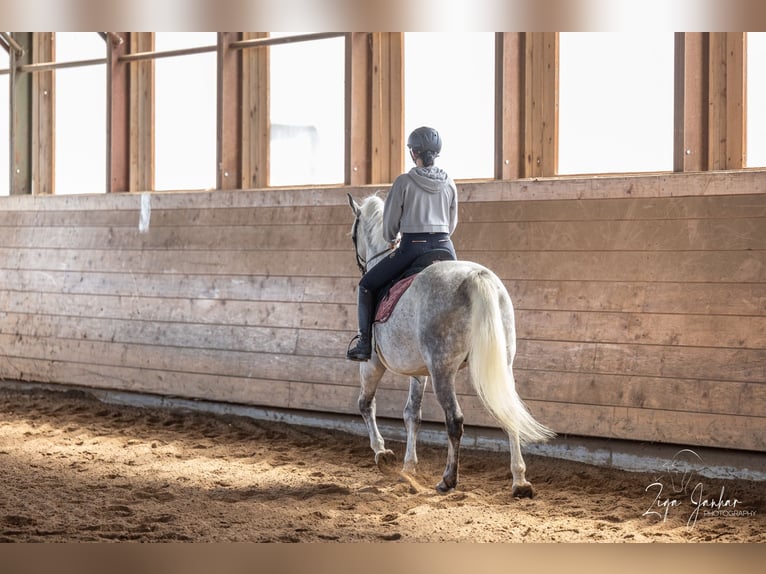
[1,171,764,452]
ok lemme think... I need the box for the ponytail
[418,150,437,167]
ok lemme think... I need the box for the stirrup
[346,334,371,362]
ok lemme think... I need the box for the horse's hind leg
[402,376,428,474]
[431,370,464,493]
[358,356,395,465]
[509,430,534,498]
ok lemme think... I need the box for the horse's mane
[359,195,387,251]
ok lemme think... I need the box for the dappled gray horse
[348,194,554,496]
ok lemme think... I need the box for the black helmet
[407,126,442,156]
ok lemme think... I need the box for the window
[747,33,766,167]
[269,34,345,186]
[154,32,217,191]
[404,33,495,180]
[558,33,674,175]
[54,33,106,194]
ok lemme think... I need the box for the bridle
[351,214,391,276]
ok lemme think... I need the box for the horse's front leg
[402,376,428,474]
[358,355,395,466]
[509,429,534,498]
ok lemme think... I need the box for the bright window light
[404,33,495,180]
[558,33,674,175]
[54,33,106,194]
[269,34,345,186]
[154,32,217,191]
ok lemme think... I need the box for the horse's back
[373,259,510,375]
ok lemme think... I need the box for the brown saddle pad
[374,274,418,323]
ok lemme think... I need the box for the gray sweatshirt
[382,166,458,243]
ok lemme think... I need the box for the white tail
[467,269,555,445]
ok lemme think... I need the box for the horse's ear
[347,193,361,216]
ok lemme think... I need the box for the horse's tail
[466,269,555,445]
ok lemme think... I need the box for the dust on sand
[0,387,763,542]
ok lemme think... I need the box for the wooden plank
[0,293,354,331]
[370,33,403,184]
[32,33,53,195]
[466,250,766,284]
[0,270,358,305]
[524,33,558,177]
[515,309,766,350]
[0,247,358,278]
[516,340,765,384]
[345,32,371,186]
[129,33,154,192]
[240,32,269,189]
[708,33,746,170]
[107,32,130,193]
[514,370,766,418]
[673,33,708,172]
[494,33,523,180]
[216,32,242,191]
[454,218,766,252]
[461,194,766,222]
[10,33,32,195]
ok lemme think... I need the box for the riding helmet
[407,126,442,156]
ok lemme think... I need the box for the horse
[347,193,555,496]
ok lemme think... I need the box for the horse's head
[347,193,387,275]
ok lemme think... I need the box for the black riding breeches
[359,233,456,295]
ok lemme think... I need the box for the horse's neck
[364,216,389,269]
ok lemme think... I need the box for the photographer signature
[641,449,742,528]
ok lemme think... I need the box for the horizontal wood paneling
[1,171,764,452]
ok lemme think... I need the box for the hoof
[375,449,396,467]
[512,483,535,499]
[436,480,456,494]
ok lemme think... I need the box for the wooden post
[345,33,372,186]
[495,33,524,180]
[241,32,269,189]
[524,33,558,178]
[107,32,130,192]
[708,33,746,170]
[9,33,32,195]
[674,33,709,172]
[217,32,243,191]
[129,32,154,192]
[31,33,54,195]
[370,33,404,184]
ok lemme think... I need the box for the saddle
[374,248,456,323]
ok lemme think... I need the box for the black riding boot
[346,287,374,361]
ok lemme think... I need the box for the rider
[346,126,458,362]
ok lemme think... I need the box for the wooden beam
[495,33,524,180]
[216,32,243,191]
[9,33,32,195]
[524,33,558,178]
[129,33,154,192]
[708,33,746,170]
[107,33,129,192]
[32,33,54,195]
[370,33,404,184]
[345,33,371,186]
[673,33,709,172]
[241,32,269,189]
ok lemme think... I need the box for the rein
[351,215,391,275]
